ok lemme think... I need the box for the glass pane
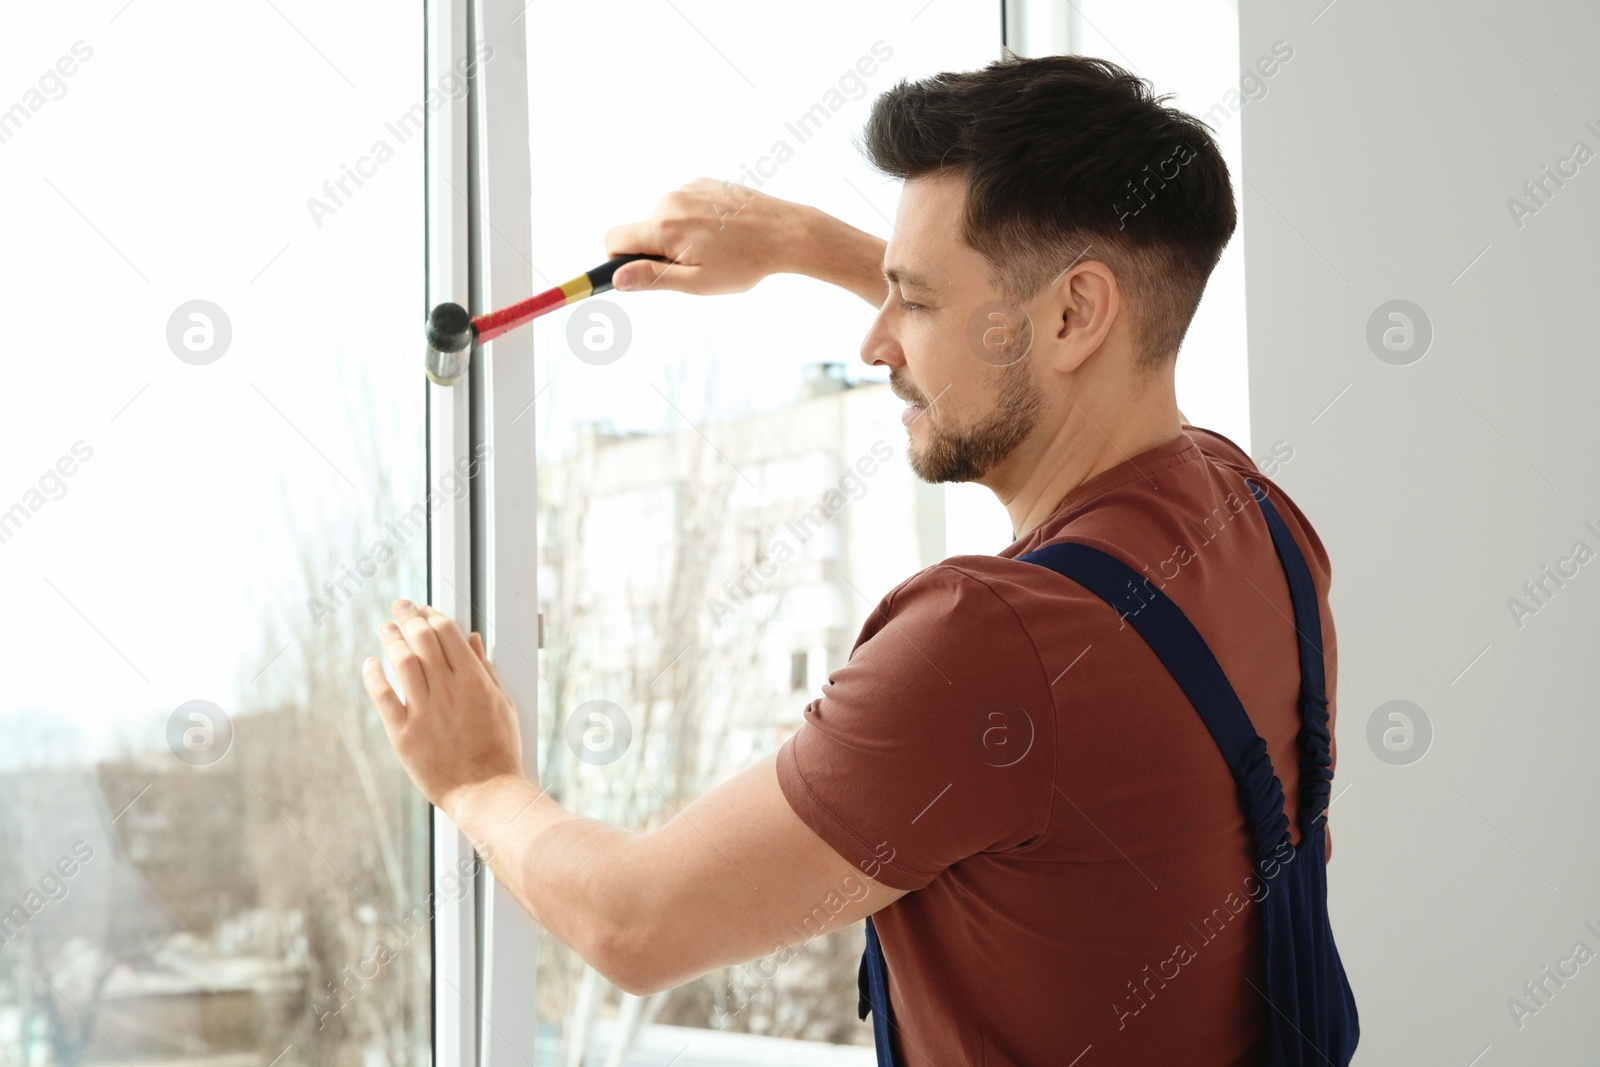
[0,5,430,1065]
[524,3,997,1062]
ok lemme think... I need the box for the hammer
[425,252,671,386]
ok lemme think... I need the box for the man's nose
[860,307,904,370]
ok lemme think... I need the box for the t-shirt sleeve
[775,563,1056,892]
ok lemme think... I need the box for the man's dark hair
[860,50,1237,370]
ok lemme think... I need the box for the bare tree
[535,354,871,1060]
[233,389,434,1067]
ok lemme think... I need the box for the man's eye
[899,300,924,313]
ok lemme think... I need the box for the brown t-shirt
[776,426,1339,1066]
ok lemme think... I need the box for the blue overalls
[858,480,1359,1065]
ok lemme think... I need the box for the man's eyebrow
[882,265,936,291]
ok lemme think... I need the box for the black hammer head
[425,302,475,386]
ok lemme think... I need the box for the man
[363,52,1357,1065]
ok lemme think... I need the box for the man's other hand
[363,599,528,814]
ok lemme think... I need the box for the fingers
[379,601,485,703]
[616,258,702,293]
[363,656,407,730]
[604,177,780,298]
[612,260,652,290]
[603,220,665,262]
[468,630,507,693]
[418,604,474,673]
[379,615,428,700]
[603,216,700,293]
[389,599,451,680]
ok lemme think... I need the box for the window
[3,4,1247,1065]
[522,1,998,1060]
[1,4,431,1064]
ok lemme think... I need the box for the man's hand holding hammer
[604,177,889,307]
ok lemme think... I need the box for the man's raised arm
[602,177,889,308]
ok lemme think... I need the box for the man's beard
[900,366,1043,483]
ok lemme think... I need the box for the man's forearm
[445,775,643,984]
[433,752,907,998]
[789,205,888,308]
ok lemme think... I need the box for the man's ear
[1048,261,1116,374]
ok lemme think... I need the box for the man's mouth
[890,373,928,422]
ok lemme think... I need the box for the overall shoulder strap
[855,480,1353,1066]
[1243,479,1335,840]
[1018,533,1293,863]
[1016,482,1359,1065]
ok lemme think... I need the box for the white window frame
[1001,0,1081,55]
[426,0,539,1063]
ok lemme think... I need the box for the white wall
[1238,1,1600,1062]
